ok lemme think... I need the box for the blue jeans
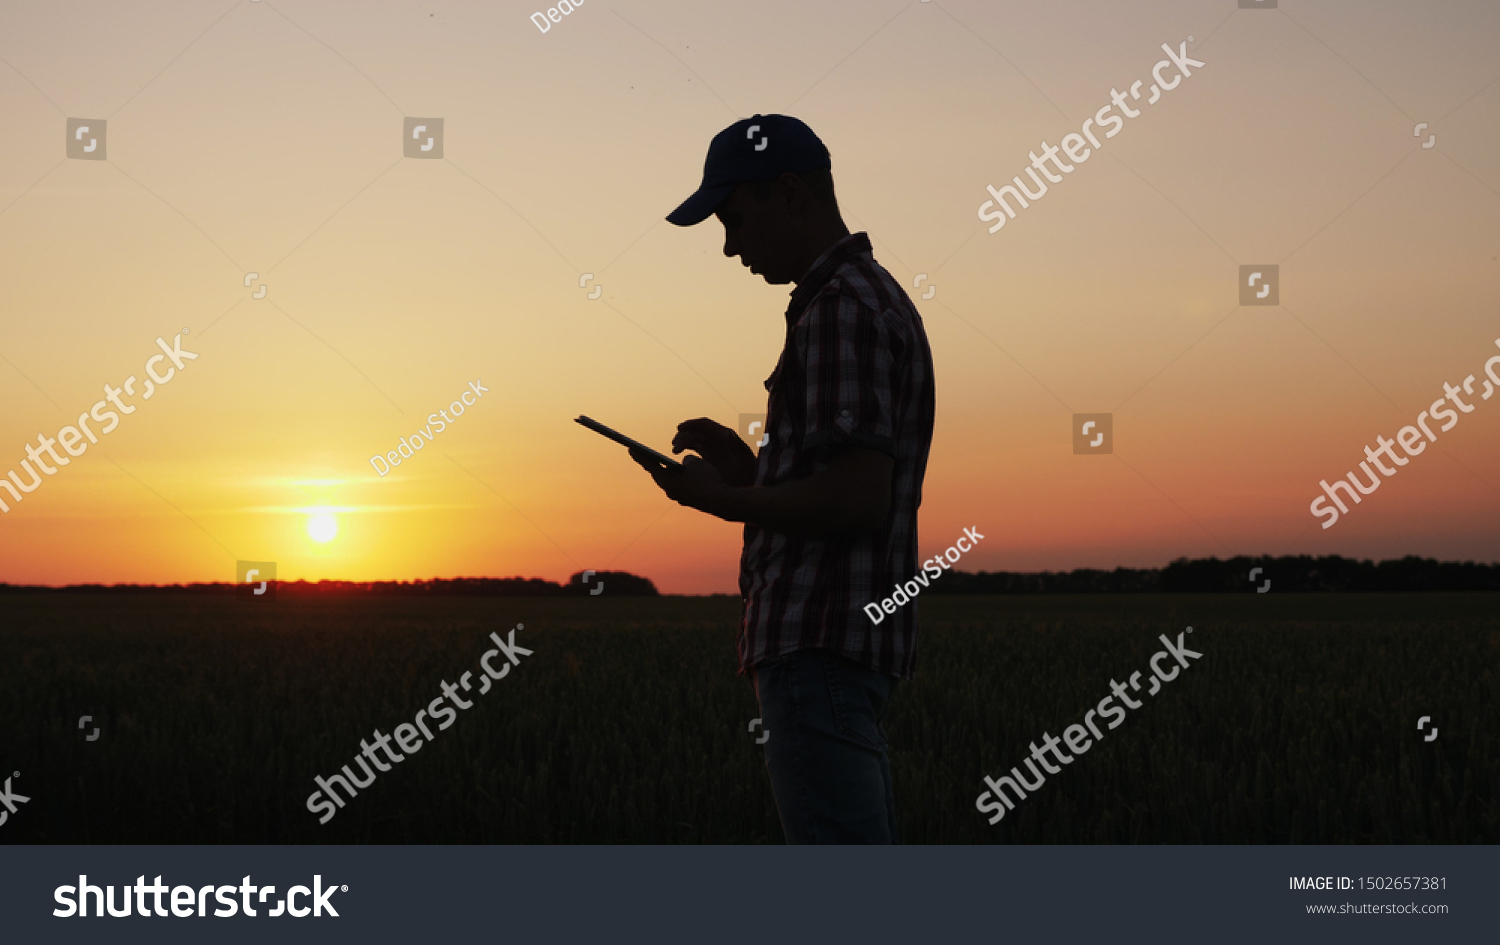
[750,648,899,844]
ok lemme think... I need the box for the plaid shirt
[738,232,936,680]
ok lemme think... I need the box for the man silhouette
[631,114,935,844]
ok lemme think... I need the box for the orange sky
[2,0,1497,592]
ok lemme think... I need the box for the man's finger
[673,421,735,454]
[629,447,677,481]
[627,447,661,476]
[672,432,715,454]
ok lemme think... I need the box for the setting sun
[307,513,339,543]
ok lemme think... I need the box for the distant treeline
[1,557,1496,596]
[922,555,1500,594]
[0,571,659,597]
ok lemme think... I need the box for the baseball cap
[666,114,832,226]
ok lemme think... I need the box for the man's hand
[630,414,893,537]
[671,418,758,488]
[629,448,730,515]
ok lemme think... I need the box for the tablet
[575,415,682,469]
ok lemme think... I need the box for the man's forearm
[715,479,853,536]
[711,451,891,537]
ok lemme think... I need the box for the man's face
[714,181,798,285]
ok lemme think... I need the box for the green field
[2,593,1494,843]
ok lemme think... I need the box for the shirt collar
[783,231,872,330]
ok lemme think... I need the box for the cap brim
[666,182,737,226]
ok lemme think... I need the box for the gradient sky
[1,0,1497,592]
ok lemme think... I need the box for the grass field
[1,592,1494,843]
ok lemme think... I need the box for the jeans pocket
[818,653,887,753]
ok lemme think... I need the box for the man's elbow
[856,494,891,533]
[823,447,893,536]
[831,488,889,535]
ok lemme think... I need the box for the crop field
[1,592,1495,843]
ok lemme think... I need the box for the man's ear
[781,172,818,217]
[779,172,802,206]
